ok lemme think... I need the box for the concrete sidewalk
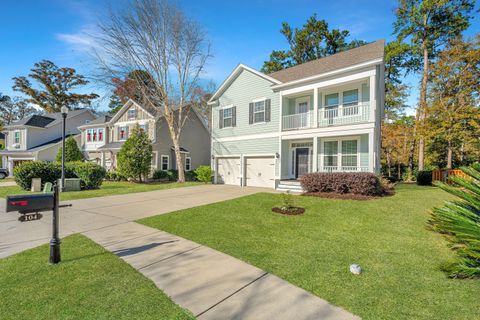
[83,222,359,320]
[0,185,263,258]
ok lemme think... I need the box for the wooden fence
[432,169,468,184]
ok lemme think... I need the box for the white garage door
[245,157,275,188]
[217,157,241,185]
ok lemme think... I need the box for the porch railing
[282,111,314,130]
[320,166,370,173]
[318,102,370,127]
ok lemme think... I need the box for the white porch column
[369,75,376,122]
[100,152,105,168]
[8,159,14,176]
[1,156,7,169]
[313,88,318,127]
[368,132,375,172]
[312,136,318,172]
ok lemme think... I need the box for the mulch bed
[272,207,305,215]
[303,192,393,201]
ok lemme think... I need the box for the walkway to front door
[295,147,309,178]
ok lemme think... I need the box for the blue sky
[0,0,478,112]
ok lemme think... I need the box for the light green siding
[212,69,279,140]
[213,137,278,156]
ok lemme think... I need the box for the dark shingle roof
[85,115,112,126]
[268,40,385,83]
[24,115,56,127]
[6,109,92,129]
[98,141,124,150]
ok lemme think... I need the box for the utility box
[31,178,42,192]
[59,178,81,192]
[6,194,54,214]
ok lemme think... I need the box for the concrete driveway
[0,184,266,258]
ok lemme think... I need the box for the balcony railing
[318,102,370,127]
[320,166,370,173]
[282,111,314,130]
[282,103,371,130]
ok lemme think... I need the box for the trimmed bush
[152,170,169,180]
[300,172,385,196]
[105,171,127,181]
[55,137,84,162]
[14,161,61,190]
[185,170,197,182]
[416,170,433,186]
[14,161,105,191]
[194,166,212,183]
[166,169,178,182]
[66,162,106,190]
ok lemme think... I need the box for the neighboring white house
[0,109,96,176]
[208,40,385,190]
[78,99,211,172]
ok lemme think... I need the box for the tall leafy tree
[12,60,99,112]
[382,116,415,179]
[261,14,366,73]
[425,35,480,169]
[393,0,476,171]
[117,126,153,182]
[0,94,37,126]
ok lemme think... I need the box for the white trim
[185,156,192,171]
[242,153,276,189]
[160,154,169,171]
[272,59,382,90]
[320,136,361,170]
[280,123,374,139]
[109,99,155,124]
[208,64,281,105]
[213,132,279,142]
[151,151,158,169]
[294,96,310,114]
[252,99,266,124]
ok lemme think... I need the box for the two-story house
[208,40,385,190]
[0,109,96,176]
[79,99,211,172]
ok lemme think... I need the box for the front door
[295,148,309,178]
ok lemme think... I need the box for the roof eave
[271,58,383,91]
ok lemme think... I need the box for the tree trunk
[446,141,453,169]
[172,136,185,183]
[407,136,415,181]
[398,161,401,181]
[387,152,392,177]
[417,35,429,171]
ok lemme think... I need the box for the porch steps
[276,180,304,193]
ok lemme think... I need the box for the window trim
[160,154,169,171]
[151,151,158,169]
[295,96,310,113]
[127,108,136,120]
[221,105,234,128]
[14,131,21,144]
[185,156,192,171]
[119,126,128,141]
[252,98,266,124]
[321,136,361,169]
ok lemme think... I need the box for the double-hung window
[128,108,136,120]
[222,107,233,128]
[342,89,359,116]
[341,140,358,169]
[14,131,21,145]
[98,129,103,141]
[87,130,92,142]
[161,155,169,171]
[185,157,191,171]
[323,141,338,170]
[253,100,265,123]
[119,126,128,140]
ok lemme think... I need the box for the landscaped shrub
[416,170,433,186]
[428,164,480,278]
[55,137,84,162]
[105,171,127,181]
[300,172,385,196]
[185,170,197,181]
[14,161,61,190]
[117,126,153,182]
[66,162,106,190]
[166,169,178,181]
[194,165,212,183]
[152,169,169,180]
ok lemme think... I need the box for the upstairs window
[98,129,103,141]
[128,108,136,120]
[253,100,265,123]
[325,93,339,108]
[343,89,358,107]
[119,126,128,140]
[87,130,92,142]
[222,107,233,128]
[93,130,97,141]
[14,131,21,144]
[139,124,147,132]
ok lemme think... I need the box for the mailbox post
[50,183,61,264]
[6,183,70,264]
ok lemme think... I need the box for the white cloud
[55,24,100,53]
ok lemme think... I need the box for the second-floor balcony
[282,102,371,131]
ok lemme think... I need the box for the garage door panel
[245,157,275,188]
[217,158,240,185]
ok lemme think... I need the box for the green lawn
[0,234,193,320]
[0,181,201,200]
[139,184,480,320]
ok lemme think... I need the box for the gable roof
[109,99,158,124]
[78,114,112,128]
[5,109,94,129]
[268,40,385,84]
[208,64,282,105]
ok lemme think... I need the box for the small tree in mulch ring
[272,191,305,215]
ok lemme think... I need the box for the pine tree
[55,137,84,162]
[117,126,153,182]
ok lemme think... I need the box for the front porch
[279,133,374,181]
